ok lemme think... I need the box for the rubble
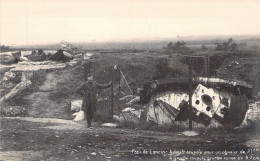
[47,49,72,62]
[71,100,82,112]
[142,82,250,128]
[0,105,27,116]
[241,100,260,126]
[101,123,118,127]
[114,107,142,125]
[1,71,16,81]
[0,80,32,103]
[11,51,23,62]
[73,111,86,121]
[44,50,57,56]
[126,96,140,105]
[10,61,66,72]
[182,131,199,137]
[0,66,14,76]
[63,51,74,59]
[0,52,17,64]
[83,53,94,60]
[146,92,188,125]
[26,50,47,61]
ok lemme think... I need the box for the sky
[0,0,260,46]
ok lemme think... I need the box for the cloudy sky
[1,0,260,45]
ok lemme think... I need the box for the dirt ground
[0,117,259,161]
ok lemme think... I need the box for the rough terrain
[0,117,259,161]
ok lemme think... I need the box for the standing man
[76,73,111,128]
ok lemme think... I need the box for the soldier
[76,73,111,128]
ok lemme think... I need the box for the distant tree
[174,40,188,50]
[215,38,238,51]
[201,44,207,51]
[230,43,238,51]
[0,45,10,51]
[164,40,189,52]
[166,42,174,49]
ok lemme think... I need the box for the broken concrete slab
[73,111,86,121]
[63,51,74,59]
[71,100,82,112]
[10,61,66,72]
[0,80,32,103]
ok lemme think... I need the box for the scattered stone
[3,71,16,79]
[0,66,14,75]
[101,123,118,128]
[91,152,97,155]
[83,53,94,60]
[182,131,199,137]
[0,106,27,116]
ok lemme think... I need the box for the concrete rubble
[113,107,143,125]
[101,123,119,127]
[141,82,253,128]
[26,50,47,61]
[182,131,199,137]
[0,52,17,64]
[73,111,86,121]
[0,80,32,103]
[0,49,88,117]
[71,100,82,112]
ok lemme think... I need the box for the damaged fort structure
[139,77,252,128]
[138,55,260,128]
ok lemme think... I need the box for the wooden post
[189,57,193,130]
[111,67,114,119]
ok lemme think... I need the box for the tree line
[164,38,239,53]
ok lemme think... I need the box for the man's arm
[95,81,112,89]
[75,82,85,95]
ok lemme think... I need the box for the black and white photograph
[0,0,259,160]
